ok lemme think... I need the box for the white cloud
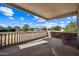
[72,16,77,19]
[32,16,46,22]
[59,24,65,28]
[37,19,46,22]
[60,21,64,24]
[14,22,18,23]
[34,23,46,27]
[9,17,14,20]
[27,14,30,16]
[12,21,18,23]
[23,22,26,25]
[41,22,58,28]
[0,6,14,16]
[66,17,71,19]
[44,22,65,28]
[32,16,39,20]
[1,24,7,27]
[47,22,57,28]
[20,17,24,20]
[29,23,32,25]
[35,24,41,26]
[30,21,66,28]
[66,21,71,23]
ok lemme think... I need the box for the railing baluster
[14,33,15,43]
[26,33,28,41]
[31,33,33,39]
[26,33,29,40]
[11,33,13,44]
[26,33,27,41]
[24,33,26,41]
[18,33,20,43]
[25,33,26,41]
[6,33,8,45]
[12,33,15,44]
[9,33,12,44]
[28,33,30,40]
[0,31,48,47]
[2,33,5,46]
[0,34,1,46]
[23,33,25,41]
[29,33,31,40]
[18,33,19,43]
[20,33,23,42]
[21,33,23,42]
[17,33,18,43]
[15,33,17,43]
[17,33,19,43]
[19,33,21,42]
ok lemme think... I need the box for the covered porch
[0,3,79,56]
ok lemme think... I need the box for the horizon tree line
[0,21,77,32]
[49,21,77,32]
[0,24,29,32]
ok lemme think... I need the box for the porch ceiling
[4,3,79,19]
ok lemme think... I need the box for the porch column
[77,6,79,48]
[46,20,51,38]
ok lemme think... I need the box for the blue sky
[0,4,77,28]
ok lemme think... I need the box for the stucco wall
[50,31,77,47]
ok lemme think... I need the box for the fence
[0,31,47,47]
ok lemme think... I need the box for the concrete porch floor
[0,37,64,56]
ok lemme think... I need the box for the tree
[14,26,21,31]
[6,26,15,31]
[51,26,61,31]
[0,26,5,32]
[23,24,29,32]
[64,22,77,32]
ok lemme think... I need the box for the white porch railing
[0,31,47,47]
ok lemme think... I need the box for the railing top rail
[0,31,47,34]
[50,31,77,34]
